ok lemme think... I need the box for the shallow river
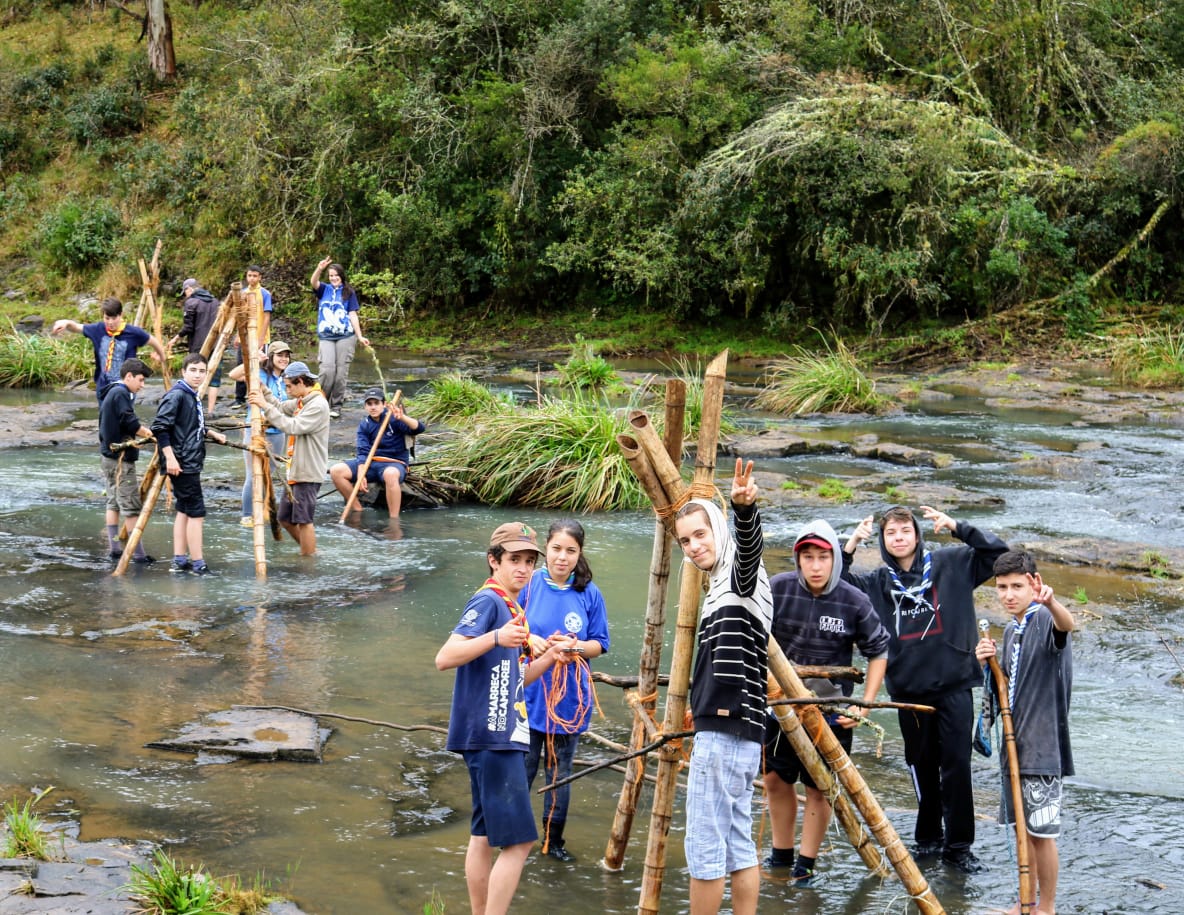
[0,362,1181,914]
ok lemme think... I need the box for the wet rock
[15,315,43,333]
[726,430,848,458]
[851,440,954,468]
[1015,538,1184,579]
[147,707,331,762]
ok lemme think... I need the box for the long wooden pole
[637,351,727,915]
[604,380,685,872]
[767,640,946,915]
[980,620,1034,914]
[339,391,403,521]
[236,283,268,579]
[112,461,166,578]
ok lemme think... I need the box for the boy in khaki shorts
[97,358,155,564]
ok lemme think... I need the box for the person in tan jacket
[248,361,330,555]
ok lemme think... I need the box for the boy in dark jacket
[674,459,772,915]
[169,279,222,414]
[764,519,889,884]
[328,388,424,517]
[842,505,1008,874]
[151,353,226,575]
[98,358,155,564]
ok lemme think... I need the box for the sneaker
[941,849,987,874]
[108,550,124,562]
[131,554,156,565]
[240,517,254,528]
[329,409,341,419]
[170,558,193,574]
[191,563,212,576]
[911,840,944,860]
[545,845,575,863]
[762,854,794,870]
[790,864,815,887]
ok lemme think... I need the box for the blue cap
[283,361,318,380]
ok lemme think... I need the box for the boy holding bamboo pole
[98,357,155,564]
[328,388,424,517]
[975,551,1074,915]
[674,459,772,915]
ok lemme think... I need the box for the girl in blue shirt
[521,520,611,862]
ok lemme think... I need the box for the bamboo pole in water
[339,391,403,521]
[239,285,268,579]
[765,670,890,878]
[767,639,946,915]
[637,351,727,915]
[604,380,685,872]
[980,620,1034,914]
[112,460,166,578]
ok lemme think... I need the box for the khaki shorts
[102,456,142,515]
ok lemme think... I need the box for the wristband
[493,629,499,647]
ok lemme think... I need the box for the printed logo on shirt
[563,611,583,635]
[459,608,479,628]
[818,615,846,634]
[487,658,512,733]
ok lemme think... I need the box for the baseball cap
[267,340,291,357]
[489,522,543,554]
[180,278,199,295]
[794,531,833,553]
[363,388,386,403]
[283,361,318,380]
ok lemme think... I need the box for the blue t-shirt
[82,322,151,395]
[314,283,359,340]
[445,589,531,753]
[521,570,610,734]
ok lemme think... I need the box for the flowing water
[0,363,1181,914]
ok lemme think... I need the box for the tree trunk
[146,0,176,80]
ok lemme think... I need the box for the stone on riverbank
[147,707,331,762]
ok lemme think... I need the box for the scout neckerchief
[103,320,127,375]
[889,547,936,638]
[1008,602,1041,709]
[481,578,531,665]
[541,569,575,592]
[285,384,322,483]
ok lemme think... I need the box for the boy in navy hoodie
[764,519,889,884]
[842,505,1008,874]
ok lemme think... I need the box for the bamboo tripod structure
[339,390,403,521]
[132,239,171,387]
[980,621,1035,914]
[609,353,947,914]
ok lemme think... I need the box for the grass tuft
[0,329,93,388]
[2,787,58,861]
[413,373,514,424]
[126,849,280,915]
[1111,325,1184,388]
[755,340,888,415]
[556,337,620,391]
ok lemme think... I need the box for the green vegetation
[1073,587,1089,604]
[816,478,854,502]
[126,849,277,915]
[413,373,514,425]
[780,480,802,491]
[0,329,93,388]
[557,338,621,391]
[756,341,888,415]
[1,0,1183,358]
[1111,326,1184,388]
[2,787,58,861]
[1143,550,1173,579]
[423,888,446,914]
[662,356,741,439]
[432,390,647,512]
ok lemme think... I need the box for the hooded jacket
[687,499,773,744]
[151,380,207,473]
[841,510,1008,700]
[178,288,221,354]
[770,519,890,701]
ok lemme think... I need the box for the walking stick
[339,390,403,521]
[979,619,1035,915]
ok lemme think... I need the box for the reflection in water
[1,403,1183,913]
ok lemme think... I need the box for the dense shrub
[36,199,122,270]
[65,86,146,145]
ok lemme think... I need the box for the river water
[0,362,1181,914]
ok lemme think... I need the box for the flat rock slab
[147,707,330,762]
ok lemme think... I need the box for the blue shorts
[462,749,537,848]
[685,731,761,880]
[345,458,406,485]
[170,472,206,518]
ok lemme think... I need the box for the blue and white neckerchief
[541,569,575,592]
[889,548,935,637]
[1007,603,1041,709]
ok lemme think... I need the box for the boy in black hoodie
[764,518,889,884]
[842,505,1008,874]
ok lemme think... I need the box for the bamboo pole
[628,410,684,507]
[112,461,166,578]
[637,353,727,915]
[979,620,1034,914]
[766,671,890,878]
[592,665,866,689]
[604,382,686,871]
[339,391,403,521]
[767,640,946,915]
[236,283,268,580]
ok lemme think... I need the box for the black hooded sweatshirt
[841,514,1007,700]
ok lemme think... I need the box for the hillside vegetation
[2,0,1183,352]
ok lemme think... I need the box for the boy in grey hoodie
[764,519,889,884]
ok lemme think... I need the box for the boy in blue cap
[328,388,424,517]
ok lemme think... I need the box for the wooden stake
[112,461,166,578]
[339,391,403,521]
[604,381,685,872]
[237,283,268,579]
[980,620,1034,914]
[768,639,946,914]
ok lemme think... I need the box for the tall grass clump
[556,337,621,391]
[0,330,93,388]
[2,787,58,861]
[432,392,648,512]
[755,340,888,415]
[1111,325,1184,388]
[414,373,514,424]
[126,849,278,915]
